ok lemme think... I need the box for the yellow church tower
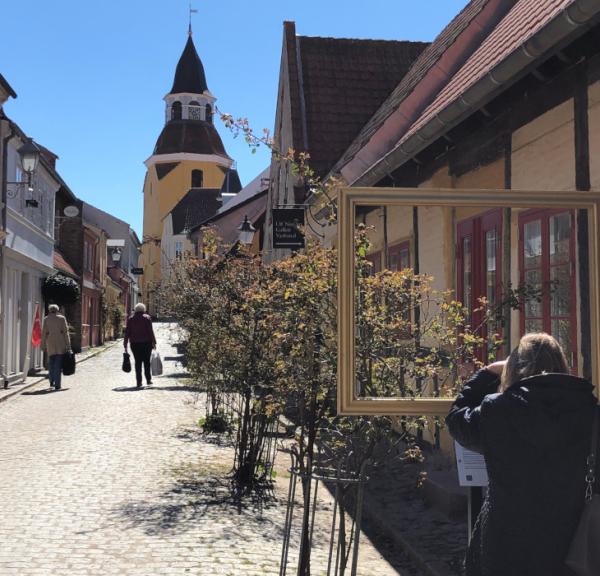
[140,31,233,313]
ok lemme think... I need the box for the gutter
[353,0,600,187]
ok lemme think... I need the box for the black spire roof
[170,36,208,95]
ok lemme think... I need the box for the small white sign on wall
[455,441,489,487]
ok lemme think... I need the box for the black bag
[122,352,131,373]
[62,352,76,376]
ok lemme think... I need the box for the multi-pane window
[519,209,576,368]
[84,240,94,272]
[457,209,503,359]
[388,241,410,272]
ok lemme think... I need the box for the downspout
[354,0,600,186]
[0,117,15,386]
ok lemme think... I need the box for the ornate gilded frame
[338,187,600,415]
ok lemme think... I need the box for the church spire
[169,34,207,95]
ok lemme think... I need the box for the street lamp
[237,215,256,245]
[18,138,41,183]
[111,248,122,264]
[6,138,41,205]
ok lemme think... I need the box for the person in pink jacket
[124,303,156,388]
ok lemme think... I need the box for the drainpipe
[0,117,16,386]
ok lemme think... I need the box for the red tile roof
[53,250,78,278]
[400,0,575,144]
[333,0,502,174]
[296,35,429,178]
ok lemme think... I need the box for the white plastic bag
[151,350,163,376]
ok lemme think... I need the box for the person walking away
[124,303,156,388]
[446,332,598,576]
[41,304,72,390]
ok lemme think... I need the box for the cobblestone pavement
[0,323,419,576]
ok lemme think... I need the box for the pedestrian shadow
[22,387,69,395]
[162,372,190,379]
[144,384,192,392]
[112,386,144,392]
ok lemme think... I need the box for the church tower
[140,31,233,313]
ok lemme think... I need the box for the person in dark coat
[124,303,156,388]
[446,332,597,576]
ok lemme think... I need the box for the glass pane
[524,269,542,318]
[463,236,472,320]
[526,318,543,333]
[550,212,571,265]
[486,229,497,309]
[551,264,571,316]
[524,220,542,269]
[551,318,573,367]
[399,248,410,270]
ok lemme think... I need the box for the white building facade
[1,123,58,384]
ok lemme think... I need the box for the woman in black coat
[446,332,597,576]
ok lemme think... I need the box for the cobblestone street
[0,324,416,576]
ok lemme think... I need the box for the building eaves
[331,0,514,181]
[0,73,17,98]
[4,115,78,201]
[355,0,600,186]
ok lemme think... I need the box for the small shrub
[199,412,232,434]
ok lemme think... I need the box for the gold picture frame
[337,187,600,415]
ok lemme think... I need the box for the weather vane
[188,1,198,36]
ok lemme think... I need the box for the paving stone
[0,323,419,575]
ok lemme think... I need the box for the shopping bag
[122,352,131,373]
[151,350,163,376]
[62,352,76,376]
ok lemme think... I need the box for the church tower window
[171,101,182,120]
[192,169,203,188]
[205,104,213,124]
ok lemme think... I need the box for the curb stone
[0,340,121,404]
[362,498,447,576]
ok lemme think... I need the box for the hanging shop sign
[272,208,305,249]
[131,267,144,275]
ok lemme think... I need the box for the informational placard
[272,208,305,249]
[455,441,488,487]
[131,267,144,275]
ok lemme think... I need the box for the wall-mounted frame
[338,187,600,416]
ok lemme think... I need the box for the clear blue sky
[2,0,468,236]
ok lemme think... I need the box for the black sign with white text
[272,208,305,249]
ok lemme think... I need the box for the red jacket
[124,312,156,347]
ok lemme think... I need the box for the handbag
[122,352,131,373]
[566,409,600,575]
[151,350,163,376]
[62,351,76,376]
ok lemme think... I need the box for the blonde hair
[500,332,569,392]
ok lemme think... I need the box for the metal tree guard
[279,451,369,576]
